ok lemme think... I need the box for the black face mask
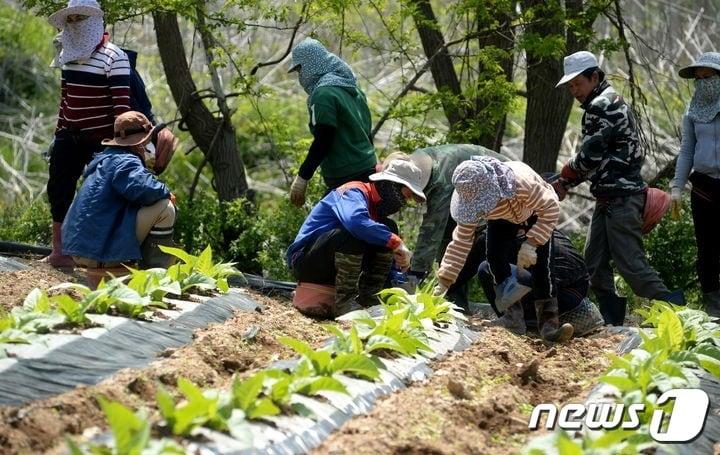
[375,181,406,217]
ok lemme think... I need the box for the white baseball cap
[555,51,599,87]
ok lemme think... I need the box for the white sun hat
[555,51,599,88]
[48,0,103,30]
[369,159,426,201]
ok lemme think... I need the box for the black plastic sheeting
[229,274,296,299]
[0,255,28,272]
[188,322,480,454]
[0,292,261,406]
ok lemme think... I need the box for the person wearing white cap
[286,160,425,318]
[43,0,133,268]
[671,52,720,316]
[555,51,683,324]
[380,144,507,311]
[435,156,574,342]
[287,38,378,207]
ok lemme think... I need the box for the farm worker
[380,144,507,312]
[286,160,425,318]
[477,229,605,337]
[671,52,720,316]
[44,0,177,268]
[62,111,177,269]
[435,156,574,343]
[287,38,377,206]
[554,51,684,324]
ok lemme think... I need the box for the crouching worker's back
[62,111,176,276]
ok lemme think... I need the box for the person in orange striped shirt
[436,156,574,342]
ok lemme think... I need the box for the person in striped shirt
[44,0,132,267]
[435,156,574,343]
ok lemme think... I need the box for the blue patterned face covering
[688,75,720,123]
[290,38,357,100]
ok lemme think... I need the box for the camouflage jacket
[568,81,646,197]
[411,144,505,274]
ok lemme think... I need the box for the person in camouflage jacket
[556,51,682,324]
[382,144,505,311]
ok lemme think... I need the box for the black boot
[598,294,627,326]
[139,227,176,269]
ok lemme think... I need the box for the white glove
[516,241,537,269]
[670,187,682,220]
[393,243,413,270]
[290,176,308,207]
[433,284,448,297]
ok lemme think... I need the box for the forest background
[1,0,717,303]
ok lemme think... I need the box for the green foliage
[160,245,241,293]
[0,198,52,246]
[67,396,184,455]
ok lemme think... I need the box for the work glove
[393,242,413,270]
[670,187,682,220]
[290,176,308,207]
[516,241,537,269]
[433,283,448,297]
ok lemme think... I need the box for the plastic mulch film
[0,291,260,406]
[0,255,28,272]
[179,321,479,454]
[229,274,296,299]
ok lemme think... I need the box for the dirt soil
[0,261,80,313]
[0,289,329,455]
[314,325,624,455]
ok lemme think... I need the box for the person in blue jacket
[287,159,426,318]
[62,111,176,269]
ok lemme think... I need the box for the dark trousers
[486,218,553,299]
[47,130,103,222]
[478,262,586,322]
[292,220,398,285]
[691,172,720,293]
[441,216,487,310]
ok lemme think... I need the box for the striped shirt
[56,37,131,142]
[437,161,559,287]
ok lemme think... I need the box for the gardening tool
[495,267,532,313]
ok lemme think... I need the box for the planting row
[524,301,720,454]
[0,246,241,356]
[67,287,466,453]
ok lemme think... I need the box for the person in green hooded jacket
[288,38,378,206]
[382,144,505,310]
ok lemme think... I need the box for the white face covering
[59,16,104,65]
[143,142,157,170]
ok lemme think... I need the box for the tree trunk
[522,0,602,173]
[476,9,515,151]
[408,0,465,128]
[152,11,248,201]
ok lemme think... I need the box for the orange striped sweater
[437,161,559,287]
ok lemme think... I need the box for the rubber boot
[488,301,526,335]
[535,297,574,343]
[334,252,363,317]
[42,221,75,268]
[358,251,393,307]
[446,282,471,314]
[598,294,627,326]
[138,227,176,269]
[703,291,720,318]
